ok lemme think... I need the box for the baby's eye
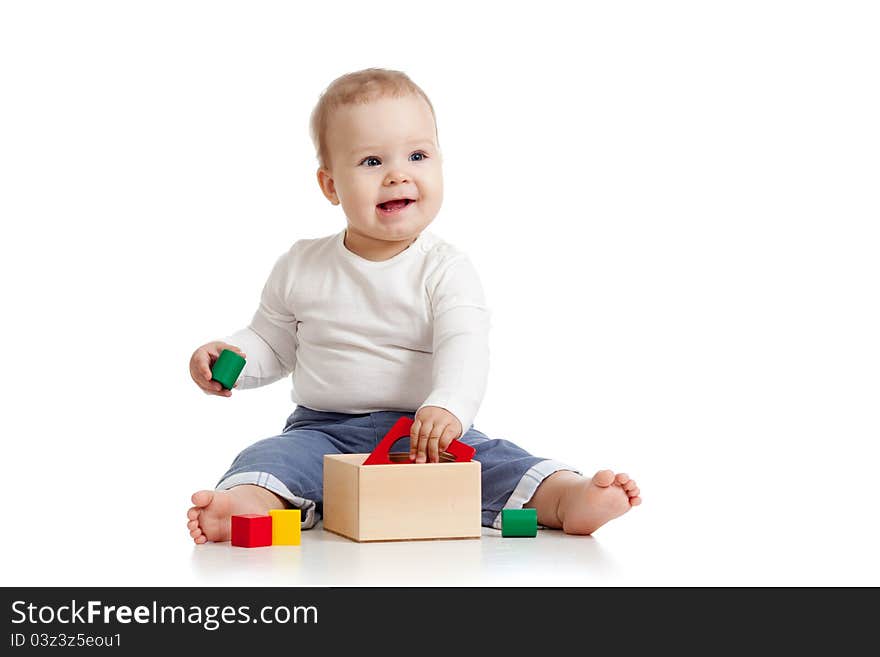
[361,156,381,167]
[410,151,427,162]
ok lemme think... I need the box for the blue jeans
[216,405,580,530]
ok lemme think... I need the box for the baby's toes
[621,478,640,498]
[187,519,200,532]
[190,527,203,540]
[615,473,630,487]
[629,496,642,506]
[191,490,214,507]
[187,507,200,521]
[591,470,615,487]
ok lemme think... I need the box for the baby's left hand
[410,406,463,463]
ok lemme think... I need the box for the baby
[186,68,640,544]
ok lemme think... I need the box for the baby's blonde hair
[309,67,438,171]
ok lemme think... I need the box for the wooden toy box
[322,417,482,542]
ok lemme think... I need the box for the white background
[1,1,877,586]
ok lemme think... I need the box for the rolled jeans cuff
[491,459,582,530]
[215,471,318,529]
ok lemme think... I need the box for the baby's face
[318,94,442,246]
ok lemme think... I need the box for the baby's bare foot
[558,470,641,535]
[186,485,288,544]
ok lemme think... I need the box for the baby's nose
[384,169,410,184]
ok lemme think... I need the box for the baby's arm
[223,248,299,389]
[416,251,490,442]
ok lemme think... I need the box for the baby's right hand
[189,341,247,397]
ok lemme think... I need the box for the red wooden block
[231,514,272,547]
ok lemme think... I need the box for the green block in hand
[211,349,246,390]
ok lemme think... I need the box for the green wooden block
[211,349,246,390]
[501,508,537,537]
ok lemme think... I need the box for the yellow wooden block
[269,509,301,546]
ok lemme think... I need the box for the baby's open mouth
[377,199,415,211]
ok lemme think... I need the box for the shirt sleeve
[418,252,490,434]
[223,248,298,389]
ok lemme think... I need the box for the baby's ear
[316,168,339,205]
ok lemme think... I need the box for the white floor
[5,489,878,587]
[183,518,880,588]
[186,521,625,587]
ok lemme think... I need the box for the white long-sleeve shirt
[225,229,490,433]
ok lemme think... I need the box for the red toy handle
[362,416,475,465]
